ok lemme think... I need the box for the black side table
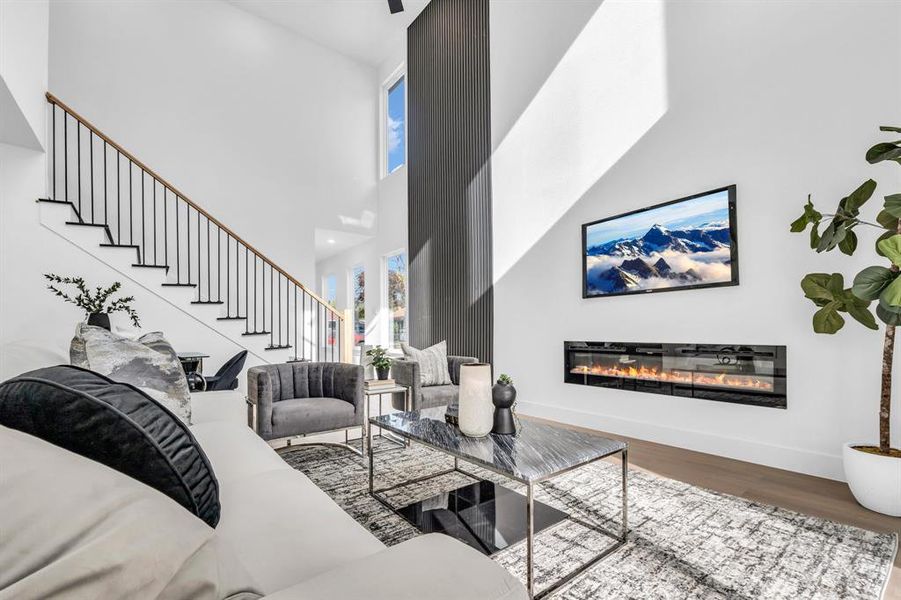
[177,352,209,392]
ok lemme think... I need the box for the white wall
[490,0,901,480]
[48,0,379,286]
[316,44,408,351]
[0,0,48,148]
[0,1,258,383]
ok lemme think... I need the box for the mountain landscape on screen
[584,189,736,296]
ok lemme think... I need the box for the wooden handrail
[45,92,343,320]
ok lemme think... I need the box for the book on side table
[364,378,396,390]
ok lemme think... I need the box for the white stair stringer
[38,200,296,365]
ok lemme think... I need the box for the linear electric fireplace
[564,341,786,409]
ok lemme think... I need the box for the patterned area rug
[280,438,896,599]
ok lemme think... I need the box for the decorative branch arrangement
[44,274,141,327]
[790,125,901,456]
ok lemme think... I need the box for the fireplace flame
[570,364,773,390]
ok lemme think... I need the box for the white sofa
[0,390,527,600]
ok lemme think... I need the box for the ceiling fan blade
[388,0,404,14]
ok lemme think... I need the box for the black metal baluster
[116,151,120,242]
[254,255,258,332]
[223,233,227,306]
[153,180,157,265]
[318,303,322,361]
[77,120,81,215]
[176,196,181,283]
[64,112,68,203]
[187,206,191,284]
[52,105,56,199]
[164,187,168,271]
[206,218,211,301]
[89,131,94,222]
[270,266,274,347]
[262,260,266,335]
[197,210,201,301]
[243,247,248,330]
[294,285,298,361]
[278,273,282,346]
[103,142,107,224]
[217,227,221,302]
[141,171,146,263]
[129,161,133,245]
[302,292,307,360]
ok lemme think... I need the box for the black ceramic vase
[87,313,111,330]
[491,383,517,435]
[376,366,390,380]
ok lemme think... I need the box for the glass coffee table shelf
[368,407,628,599]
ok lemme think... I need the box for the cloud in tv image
[584,189,735,297]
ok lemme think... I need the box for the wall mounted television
[582,185,738,298]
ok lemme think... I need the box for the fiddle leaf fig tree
[791,126,901,456]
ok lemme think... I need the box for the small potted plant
[491,373,517,435]
[789,125,901,516]
[365,345,393,380]
[45,274,140,330]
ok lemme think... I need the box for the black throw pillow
[0,365,220,527]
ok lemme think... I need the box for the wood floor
[526,415,901,599]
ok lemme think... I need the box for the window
[350,266,365,346]
[323,274,337,308]
[383,69,406,175]
[385,251,407,347]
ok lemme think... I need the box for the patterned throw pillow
[401,340,452,386]
[70,323,192,423]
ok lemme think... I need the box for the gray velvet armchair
[247,362,365,449]
[391,355,479,412]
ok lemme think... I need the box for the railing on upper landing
[43,92,352,363]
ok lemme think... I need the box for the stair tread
[217,316,247,321]
[242,331,271,336]
[191,300,224,305]
[161,283,197,287]
[132,264,169,270]
[265,345,292,350]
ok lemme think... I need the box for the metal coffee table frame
[367,422,628,599]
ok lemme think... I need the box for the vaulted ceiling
[227,0,429,67]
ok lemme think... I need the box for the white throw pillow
[0,425,259,599]
[401,340,452,386]
[70,323,192,423]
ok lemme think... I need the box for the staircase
[40,92,350,364]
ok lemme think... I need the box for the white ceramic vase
[842,442,901,517]
[458,363,493,438]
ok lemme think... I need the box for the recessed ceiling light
[327,239,336,244]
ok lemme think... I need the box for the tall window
[384,71,406,175]
[385,251,407,347]
[351,266,365,346]
[323,274,337,308]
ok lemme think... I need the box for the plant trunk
[880,324,894,453]
[880,220,901,454]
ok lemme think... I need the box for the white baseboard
[516,400,845,482]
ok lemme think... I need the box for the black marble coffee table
[368,407,628,599]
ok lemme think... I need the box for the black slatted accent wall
[407,0,493,363]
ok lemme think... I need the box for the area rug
[280,439,896,599]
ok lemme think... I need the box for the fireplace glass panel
[564,342,786,409]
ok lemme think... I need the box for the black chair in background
[203,351,248,391]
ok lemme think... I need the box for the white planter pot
[842,442,901,517]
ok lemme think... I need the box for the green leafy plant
[44,274,140,327]
[497,373,513,385]
[790,125,901,456]
[365,345,393,370]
